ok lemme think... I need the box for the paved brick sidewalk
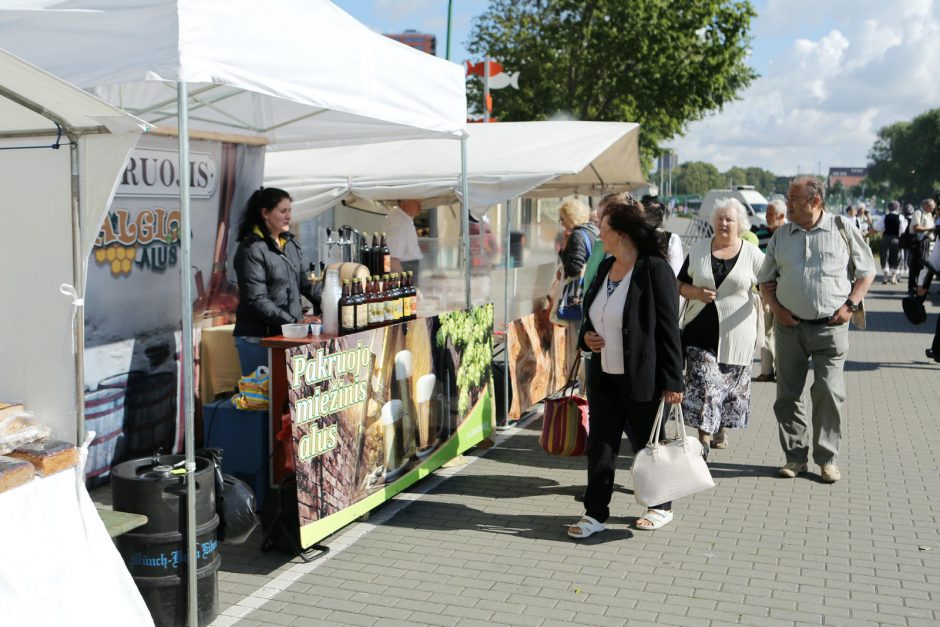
[211,279,940,627]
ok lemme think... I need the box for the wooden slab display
[507,309,576,421]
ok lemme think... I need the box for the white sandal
[567,515,605,539]
[634,508,674,530]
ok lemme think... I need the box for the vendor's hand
[827,305,852,326]
[764,281,778,295]
[696,287,717,304]
[583,331,605,353]
[775,306,799,327]
[662,390,683,405]
[303,314,321,324]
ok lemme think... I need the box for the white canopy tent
[265,121,644,218]
[0,2,469,618]
[0,0,466,148]
[0,48,148,446]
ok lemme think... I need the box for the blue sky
[335,1,940,175]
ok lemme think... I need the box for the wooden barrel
[328,262,371,282]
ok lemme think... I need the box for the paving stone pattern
[211,280,940,627]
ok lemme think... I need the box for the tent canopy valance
[0,0,467,148]
[263,121,645,219]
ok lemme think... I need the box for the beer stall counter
[259,298,495,549]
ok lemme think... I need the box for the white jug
[321,268,341,335]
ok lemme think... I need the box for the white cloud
[671,1,940,175]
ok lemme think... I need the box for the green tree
[675,161,723,195]
[723,166,748,188]
[868,108,940,200]
[467,0,758,171]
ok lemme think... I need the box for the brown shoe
[754,373,775,382]
[711,428,728,449]
[820,463,841,483]
[778,462,807,478]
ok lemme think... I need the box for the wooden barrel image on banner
[100,371,177,458]
[112,454,220,627]
[328,261,370,283]
[84,386,127,487]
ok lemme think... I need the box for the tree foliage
[467,0,758,171]
[867,109,940,201]
[673,161,780,196]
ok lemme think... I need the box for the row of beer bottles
[361,232,391,277]
[339,272,417,335]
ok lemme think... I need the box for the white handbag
[631,401,715,506]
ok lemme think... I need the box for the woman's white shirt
[588,268,633,375]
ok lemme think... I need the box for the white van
[699,186,769,228]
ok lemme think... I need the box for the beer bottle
[359,236,371,270]
[401,272,412,321]
[339,279,355,335]
[392,273,405,323]
[371,276,385,328]
[370,232,381,275]
[382,274,394,323]
[353,278,368,332]
[406,271,417,320]
[380,232,391,274]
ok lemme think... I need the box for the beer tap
[325,226,359,262]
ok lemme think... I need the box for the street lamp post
[446,0,453,60]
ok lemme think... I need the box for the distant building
[828,167,867,189]
[385,30,436,55]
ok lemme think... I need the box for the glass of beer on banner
[415,373,442,457]
[381,399,404,479]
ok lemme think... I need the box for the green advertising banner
[285,305,494,548]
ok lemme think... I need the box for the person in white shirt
[382,199,424,285]
[567,198,684,539]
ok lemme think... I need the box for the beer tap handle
[326,227,332,242]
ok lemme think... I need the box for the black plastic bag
[220,474,259,544]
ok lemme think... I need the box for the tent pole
[68,137,86,445]
[503,198,512,428]
[460,134,471,308]
[177,81,199,627]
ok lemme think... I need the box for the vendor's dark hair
[237,187,291,241]
[604,199,667,259]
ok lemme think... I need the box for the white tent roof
[0,0,467,148]
[0,48,146,445]
[264,121,644,218]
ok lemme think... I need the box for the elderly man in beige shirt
[758,177,875,483]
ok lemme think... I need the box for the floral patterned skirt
[681,347,751,434]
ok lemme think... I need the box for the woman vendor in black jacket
[567,198,685,539]
[233,187,321,375]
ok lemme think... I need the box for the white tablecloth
[0,466,154,626]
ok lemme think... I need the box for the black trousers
[584,358,670,523]
[908,240,929,294]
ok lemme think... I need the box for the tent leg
[503,198,512,429]
[177,81,199,627]
[460,134,471,308]
[69,138,85,446]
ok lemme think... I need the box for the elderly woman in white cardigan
[677,198,765,453]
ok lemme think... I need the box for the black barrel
[112,455,220,627]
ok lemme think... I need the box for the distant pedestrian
[879,200,903,285]
[758,177,876,483]
[678,198,764,453]
[907,199,936,295]
[755,200,787,382]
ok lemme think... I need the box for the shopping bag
[539,354,589,456]
[555,277,585,321]
[231,366,269,410]
[631,402,714,506]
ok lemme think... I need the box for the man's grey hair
[767,199,786,217]
[792,176,826,207]
[924,198,937,209]
[711,198,751,234]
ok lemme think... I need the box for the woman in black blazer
[567,199,685,539]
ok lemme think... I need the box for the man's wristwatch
[845,299,859,312]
